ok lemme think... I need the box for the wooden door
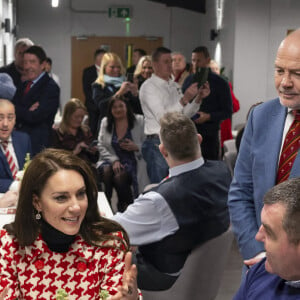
[71,36,163,102]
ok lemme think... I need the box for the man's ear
[32,194,41,212]
[206,57,211,67]
[41,61,47,72]
[159,143,168,158]
[197,134,203,145]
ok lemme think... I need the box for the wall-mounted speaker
[1,18,11,33]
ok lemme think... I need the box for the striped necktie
[276,110,300,184]
[1,140,17,179]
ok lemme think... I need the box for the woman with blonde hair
[92,53,142,133]
[51,98,98,164]
[133,55,153,89]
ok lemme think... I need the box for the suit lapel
[12,132,25,169]
[263,100,287,186]
[0,145,13,179]
[22,73,49,106]
[290,152,300,177]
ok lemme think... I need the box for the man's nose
[3,117,9,126]
[281,72,293,87]
[255,225,264,242]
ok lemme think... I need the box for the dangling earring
[36,212,41,220]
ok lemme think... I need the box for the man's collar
[285,280,300,288]
[31,71,46,85]
[0,135,12,143]
[169,157,204,177]
[152,73,173,85]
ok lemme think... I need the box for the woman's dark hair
[5,148,129,249]
[106,96,136,133]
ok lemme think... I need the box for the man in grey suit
[228,29,300,269]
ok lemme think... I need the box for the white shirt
[278,108,295,159]
[0,137,19,171]
[31,71,46,87]
[0,136,20,191]
[139,74,200,135]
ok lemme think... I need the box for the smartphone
[126,73,134,83]
[192,67,209,88]
[191,113,200,121]
[88,140,99,149]
[118,138,127,144]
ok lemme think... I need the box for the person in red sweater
[210,60,240,148]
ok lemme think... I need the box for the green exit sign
[108,7,131,18]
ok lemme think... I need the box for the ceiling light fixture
[52,0,59,8]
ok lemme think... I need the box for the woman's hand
[128,82,138,97]
[109,252,139,300]
[0,190,18,208]
[112,161,123,174]
[116,82,131,97]
[86,145,98,154]
[119,139,138,152]
[73,142,88,155]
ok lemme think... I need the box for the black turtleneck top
[41,219,76,253]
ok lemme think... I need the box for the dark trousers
[200,133,220,160]
[132,250,178,291]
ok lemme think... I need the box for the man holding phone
[140,47,210,183]
[183,46,232,160]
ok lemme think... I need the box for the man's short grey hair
[15,38,34,51]
[264,178,300,244]
[171,52,186,62]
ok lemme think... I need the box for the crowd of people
[0,28,299,299]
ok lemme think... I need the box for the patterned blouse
[51,127,98,164]
[0,229,126,299]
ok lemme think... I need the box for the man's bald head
[274,28,300,109]
[0,99,16,141]
[0,99,15,109]
[279,29,300,50]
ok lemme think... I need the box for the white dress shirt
[139,74,200,135]
[0,137,19,171]
[0,136,19,191]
